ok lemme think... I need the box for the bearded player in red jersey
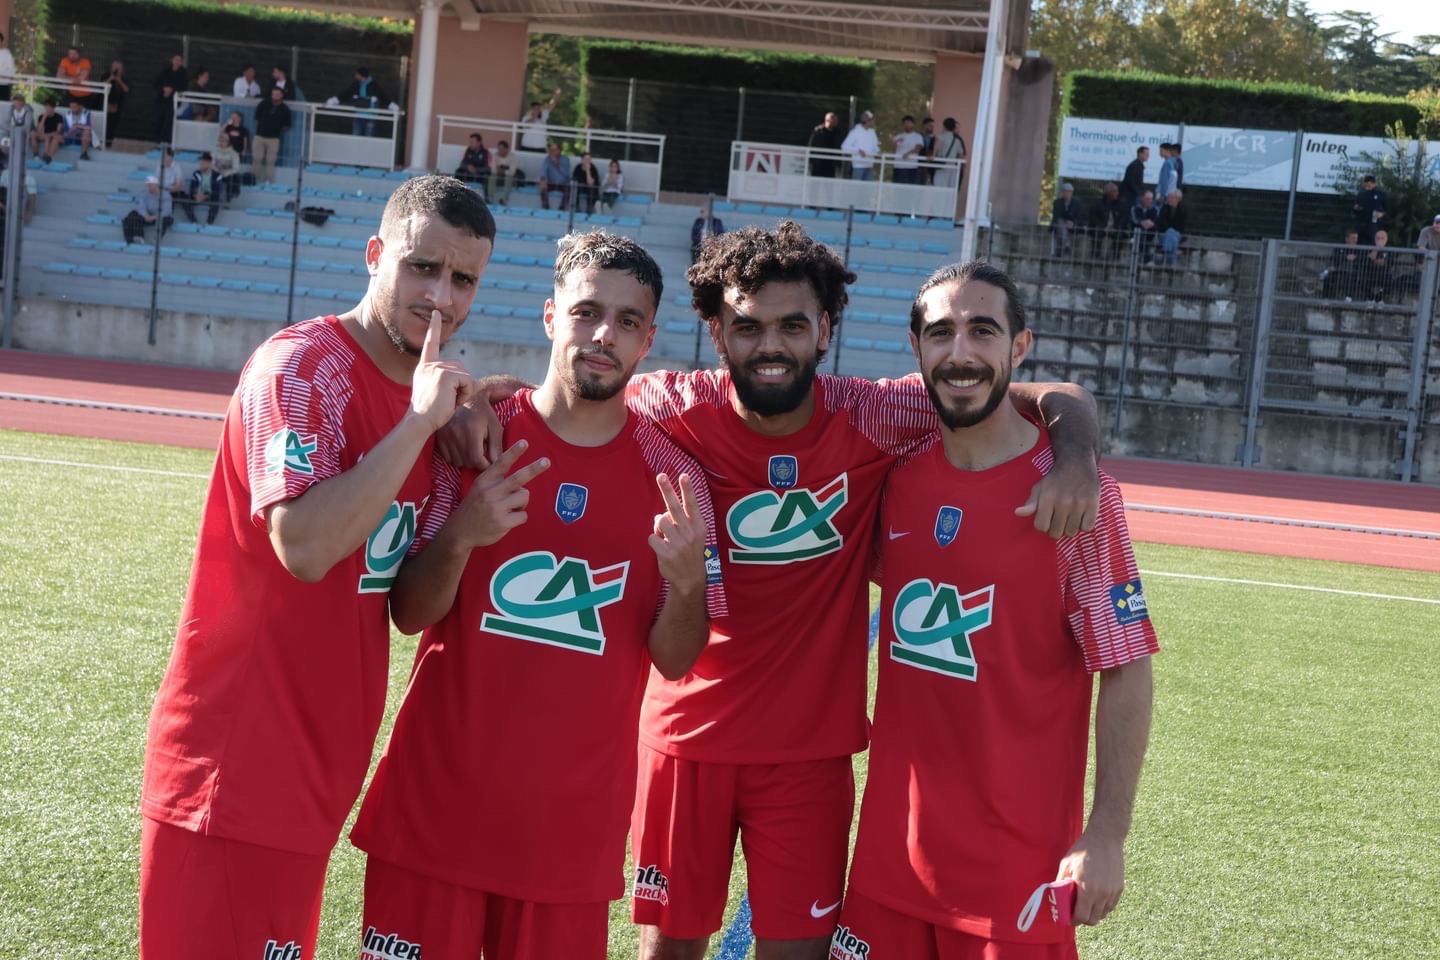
[350,231,727,960]
[833,260,1157,960]
[138,176,497,960]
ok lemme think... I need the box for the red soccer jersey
[351,391,727,903]
[627,370,935,763]
[849,431,1159,943]
[142,315,435,856]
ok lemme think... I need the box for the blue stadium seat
[86,214,121,226]
[851,212,873,225]
[854,285,884,298]
[495,230,522,241]
[921,242,950,255]
[895,239,921,253]
[339,238,367,250]
[850,310,880,324]
[307,163,334,174]
[479,277,498,288]
[178,249,211,261]
[623,194,652,205]
[252,281,284,294]
[926,219,954,231]
[171,223,202,234]
[883,288,912,301]
[817,210,845,221]
[210,251,239,264]
[484,304,515,318]
[871,214,900,226]
[879,314,909,328]
[309,236,342,248]
[357,168,384,178]
[531,209,563,220]
[663,320,694,334]
[199,226,229,237]
[712,201,737,213]
[616,216,643,227]
[876,339,910,353]
[737,202,763,214]
[510,255,540,267]
[308,287,340,300]
[843,337,874,351]
[68,238,99,249]
[898,218,926,229]
[498,280,526,292]
[523,281,550,294]
[101,267,131,280]
[588,214,616,225]
[867,238,894,250]
[239,255,269,267]
[788,208,817,220]
[44,262,77,274]
[158,272,191,285]
[219,278,250,291]
[763,205,790,216]
[521,232,554,243]
[188,276,222,288]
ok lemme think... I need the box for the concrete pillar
[408,0,440,170]
[932,53,984,219]
[989,56,1056,224]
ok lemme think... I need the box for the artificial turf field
[1,428,1436,960]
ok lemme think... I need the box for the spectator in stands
[334,67,386,137]
[124,176,173,243]
[154,52,188,142]
[1362,229,1393,301]
[1157,189,1187,265]
[160,147,186,199]
[488,140,517,206]
[1155,143,1178,204]
[539,142,571,210]
[58,46,94,110]
[920,117,936,183]
[1130,188,1160,263]
[1,93,32,162]
[1088,181,1127,259]
[223,111,250,159]
[1353,174,1387,244]
[1050,182,1080,256]
[454,133,490,185]
[104,60,129,148]
[186,152,223,225]
[599,159,623,213]
[182,67,218,122]
[1121,145,1148,207]
[253,86,291,183]
[807,111,845,177]
[519,88,561,152]
[572,151,600,214]
[62,99,93,160]
[30,102,64,164]
[0,32,14,103]
[212,131,240,201]
[891,114,925,185]
[932,117,965,190]
[691,207,724,263]
[1418,214,1440,252]
[842,110,879,181]
[1172,142,1184,188]
[271,65,296,101]
[233,64,261,99]
[1322,229,1364,300]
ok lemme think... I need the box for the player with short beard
[835,261,1156,959]
[139,176,495,960]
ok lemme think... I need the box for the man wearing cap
[841,110,879,181]
[1416,214,1440,253]
[123,176,173,243]
[1051,183,1080,257]
[1352,175,1386,244]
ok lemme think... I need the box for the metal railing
[172,93,403,169]
[434,116,666,199]
[727,140,964,220]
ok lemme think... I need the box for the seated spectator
[179,67,218,122]
[123,176,173,243]
[599,159,623,213]
[331,67,386,137]
[488,140,517,206]
[159,147,185,198]
[1362,229,1393,301]
[571,151,600,214]
[233,64,261,99]
[1050,182,1080,256]
[187,152,223,225]
[223,111,250,159]
[30,102,64,164]
[1417,214,1440,253]
[1,93,32,162]
[454,133,490,185]
[211,131,241,200]
[1130,188,1161,262]
[62,99,93,160]
[1088,181,1127,259]
[1321,229,1364,300]
[539,142,570,211]
[691,208,724,263]
[1156,189,1187,265]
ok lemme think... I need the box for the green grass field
[1,428,1437,959]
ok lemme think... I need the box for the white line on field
[1140,570,1439,605]
[0,453,208,480]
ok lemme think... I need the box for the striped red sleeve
[635,419,729,621]
[625,368,727,425]
[410,397,521,554]
[240,333,353,527]
[1057,472,1160,673]
[829,373,940,458]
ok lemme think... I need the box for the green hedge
[579,39,872,96]
[1062,70,1421,135]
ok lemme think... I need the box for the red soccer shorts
[361,855,609,960]
[832,891,1080,960]
[138,817,328,960]
[630,744,854,940]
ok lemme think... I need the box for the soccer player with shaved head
[833,261,1157,960]
[139,176,495,959]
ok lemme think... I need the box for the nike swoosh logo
[887,529,909,540]
[810,899,841,918]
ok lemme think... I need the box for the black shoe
[80,152,90,160]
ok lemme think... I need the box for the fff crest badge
[768,455,799,489]
[555,483,589,524]
[934,506,963,547]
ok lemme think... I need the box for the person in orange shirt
[56,46,94,109]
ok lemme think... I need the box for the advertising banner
[1297,133,1401,194]
[1057,118,1175,184]
[1180,126,1297,191]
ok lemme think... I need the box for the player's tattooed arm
[436,374,532,469]
[1008,382,1101,538]
[389,442,550,634]
[646,473,710,680]
[1055,656,1153,926]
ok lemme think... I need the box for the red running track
[3,349,1438,572]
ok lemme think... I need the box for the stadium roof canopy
[252,0,1029,61]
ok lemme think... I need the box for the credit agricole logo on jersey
[725,473,849,564]
[357,497,428,594]
[890,579,995,680]
[482,551,629,654]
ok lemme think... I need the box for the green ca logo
[357,497,428,594]
[889,579,995,680]
[265,428,317,476]
[725,473,848,564]
[481,551,629,654]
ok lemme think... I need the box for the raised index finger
[420,309,442,364]
[654,472,683,518]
